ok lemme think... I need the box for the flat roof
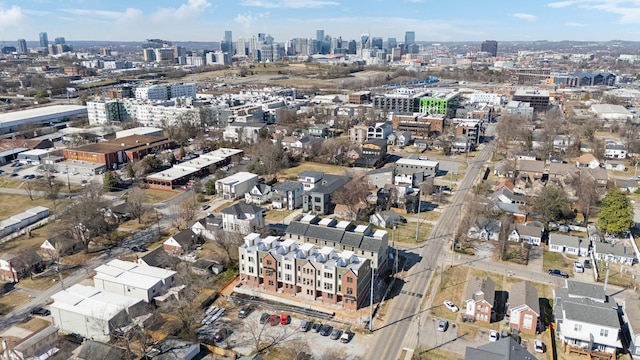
[67,135,170,154]
[204,148,243,159]
[146,166,197,182]
[115,126,164,139]
[396,158,440,167]
[0,105,87,124]
[217,171,258,184]
[50,284,141,320]
[19,149,49,156]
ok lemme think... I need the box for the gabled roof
[512,223,542,238]
[584,167,608,181]
[273,181,303,192]
[307,174,351,195]
[464,336,536,360]
[517,160,544,173]
[221,203,264,217]
[466,276,496,306]
[78,340,128,360]
[139,247,180,269]
[576,153,598,165]
[168,229,198,249]
[509,281,540,316]
[548,162,577,176]
[548,233,584,248]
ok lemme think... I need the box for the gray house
[301,174,351,215]
[366,167,395,189]
[464,336,536,360]
[271,181,304,210]
[622,298,640,357]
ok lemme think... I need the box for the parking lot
[202,303,370,359]
[0,161,102,187]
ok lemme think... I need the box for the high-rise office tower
[316,30,324,42]
[17,39,27,54]
[54,37,66,45]
[224,30,232,44]
[222,30,233,54]
[388,38,397,50]
[481,40,498,57]
[236,37,246,56]
[39,32,48,48]
[371,37,383,50]
[404,31,415,51]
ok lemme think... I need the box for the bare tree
[23,178,36,201]
[126,187,147,224]
[420,177,435,198]
[333,172,371,221]
[244,316,299,354]
[57,188,115,253]
[215,231,244,267]
[180,195,198,224]
[35,172,64,210]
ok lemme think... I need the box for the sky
[1,0,640,43]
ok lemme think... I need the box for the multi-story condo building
[348,125,368,144]
[480,40,498,57]
[419,90,460,117]
[469,92,502,106]
[134,83,196,101]
[284,215,388,271]
[238,232,372,310]
[373,88,427,115]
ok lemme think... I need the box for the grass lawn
[0,178,21,189]
[392,223,433,244]
[0,194,53,219]
[430,266,469,321]
[596,261,636,288]
[119,212,157,232]
[264,208,294,222]
[421,211,441,222]
[281,162,349,180]
[0,291,30,316]
[17,269,71,291]
[469,269,504,290]
[542,250,575,276]
[18,317,51,332]
[0,225,51,254]
[415,348,459,360]
[143,189,181,203]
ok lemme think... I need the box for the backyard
[542,250,575,276]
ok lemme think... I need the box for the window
[285,264,291,270]
[327,293,333,299]
[324,283,333,291]
[574,324,582,332]
[248,266,254,273]
[285,274,291,281]
[346,287,353,295]
[325,273,333,279]
[600,328,609,337]
[266,260,272,266]
[347,277,353,283]
[241,254,244,260]
[523,314,533,329]
[268,280,274,286]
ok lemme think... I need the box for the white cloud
[151,0,212,22]
[0,4,28,29]
[565,21,585,26]
[513,13,538,21]
[241,0,339,8]
[548,0,640,24]
[234,11,270,33]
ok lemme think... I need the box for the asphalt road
[365,124,496,360]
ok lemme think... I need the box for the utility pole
[392,224,398,275]
[415,194,421,243]
[417,315,421,353]
[604,260,611,292]
[66,165,70,192]
[369,266,375,331]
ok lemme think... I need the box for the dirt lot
[280,162,350,180]
[430,266,469,321]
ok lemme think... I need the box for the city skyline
[1,0,640,42]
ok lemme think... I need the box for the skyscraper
[54,37,66,45]
[371,37,383,50]
[224,31,232,44]
[39,32,48,48]
[316,30,324,42]
[387,38,397,50]
[481,40,498,57]
[404,31,415,52]
[17,39,27,54]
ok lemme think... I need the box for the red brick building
[63,135,174,169]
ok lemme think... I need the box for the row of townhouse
[238,233,371,310]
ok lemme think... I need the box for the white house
[93,259,176,302]
[576,153,600,169]
[271,181,304,210]
[49,284,146,342]
[189,214,222,240]
[553,280,623,354]
[548,233,588,256]
[605,160,626,171]
[464,277,496,323]
[508,223,543,246]
[604,141,627,159]
[593,241,636,266]
[215,172,259,200]
[467,219,502,241]
[244,183,272,205]
[221,203,265,235]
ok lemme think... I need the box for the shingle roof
[221,203,264,217]
[509,281,540,316]
[305,225,344,243]
[466,277,496,306]
[274,181,302,192]
[360,236,382,252]
[341,232,364,248]
[548,233,583,248]
[285,221,309,237]
[562,300,620,328]
[518,160,544,173]
[464,336,536,360]
[308,174,351,194]
[514,223,542,238]
[566,279,606,301]
[78,340,128,360]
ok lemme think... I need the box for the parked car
[65,333,84,344]
[340,331,354,343]
[489,330,500,342]
[319,325,333,336]
[259,312,270,325]
[238,306,252,319]
[280,313,290,325]
[130,246,148,252]
[213,328,228,342]
[268,314,280,326]
[534,340,546,353]
[573,262,584,273]
[583,259,592,269]
[443,300,459,312]
[311,322,322,333]
[329,329,343,340]
[437,320,449,332]
[547,269,569,278]
[201,204,211,211]
[30,307,50,316]
[299,320,312,332]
